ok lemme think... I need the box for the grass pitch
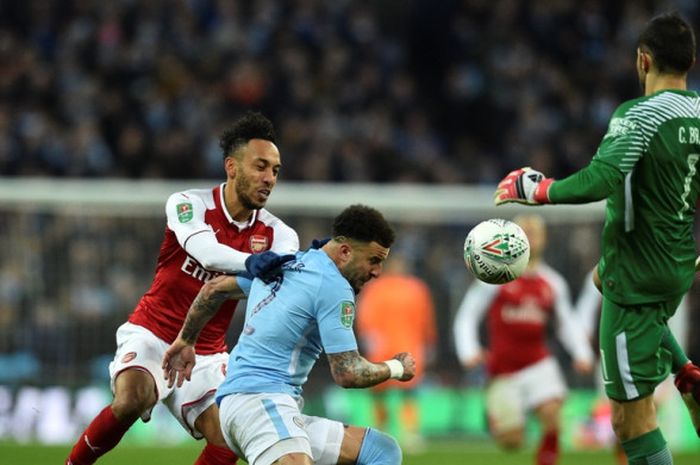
[3,440,699,465]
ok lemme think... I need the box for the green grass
[3,440,699,465]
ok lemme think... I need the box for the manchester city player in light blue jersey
[162,205,416,465]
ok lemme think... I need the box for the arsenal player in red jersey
[66,112,299,465]
[454,214,593,465]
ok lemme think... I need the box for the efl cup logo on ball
[464,219,530,284]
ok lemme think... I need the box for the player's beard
[235,169,265,210]
[342,262,371,295]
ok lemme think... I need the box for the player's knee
[497,436,523,451]
[356,428,402,465]
[610,414,636,441]
[111,396,149,423]
[494,430,524,450]
[112,376,156,421]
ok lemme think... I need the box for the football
[463,218,530,284]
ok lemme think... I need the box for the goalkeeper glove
[244,251,296,284]
[494,167,554,205]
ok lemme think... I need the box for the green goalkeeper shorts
[599,295,680,401]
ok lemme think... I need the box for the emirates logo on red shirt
[249,235,268,253]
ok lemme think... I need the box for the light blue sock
[356,428,402,465]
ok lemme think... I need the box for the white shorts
[218,392,345,465]
[108,322,228,438]
[486,356,567,434]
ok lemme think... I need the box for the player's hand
[162,338,196,388]
[244,251,296,284]
[392,352,416,382]
[494,167,553,205]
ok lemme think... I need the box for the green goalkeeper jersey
[550,89,700,305]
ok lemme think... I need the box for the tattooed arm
[179,275,244,343]
[327,350,416,388]
[162,275,244,388]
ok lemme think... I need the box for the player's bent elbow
[331,372,358,388]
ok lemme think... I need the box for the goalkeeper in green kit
[495,12,700,465]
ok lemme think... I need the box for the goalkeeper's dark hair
[639,11,696,74]
[219,111,276,160]
[332,205,395,248]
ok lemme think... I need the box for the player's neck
[223,184,253,222]
[320,242,349,270]
[644,73,687,96]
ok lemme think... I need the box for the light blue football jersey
[216,248,358,401]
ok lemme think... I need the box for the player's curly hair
[332,205,395,248]
[219,111,277,159]
[639,11,696,74]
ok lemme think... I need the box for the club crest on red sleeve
[249,235,269,253]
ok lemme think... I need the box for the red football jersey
[454,264,592,377]
[128,184,298,354]
[484,273,555,375]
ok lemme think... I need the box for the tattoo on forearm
[329,350,388,388]
[180,287,230,344]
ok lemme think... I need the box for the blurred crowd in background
[2,0,700,183]
[0,208,653,391]
[2,1,700,390]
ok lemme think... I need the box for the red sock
[66,406,133,465]
[536,430,559,465]
[195,443,238,465]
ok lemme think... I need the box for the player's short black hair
[639,11,696,74]
[332,205,395,248]
[219,111,277,159]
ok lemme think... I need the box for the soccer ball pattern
[464,219,530,285]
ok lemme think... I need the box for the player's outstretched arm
[327,350,415,388]
[162,275,244,388]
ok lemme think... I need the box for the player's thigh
[113,368,157,409]
[166,351,228,439]
[485,375,525,437]
[610,395,657,441]
[303,415,356,465]
[109,323,168,420]
[599,297,678,401]
[194,403,227,448]
[218,393,312,465]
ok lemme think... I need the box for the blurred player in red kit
[356,253,437,449]
[454,214,593,465]
[66,112,299,465]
